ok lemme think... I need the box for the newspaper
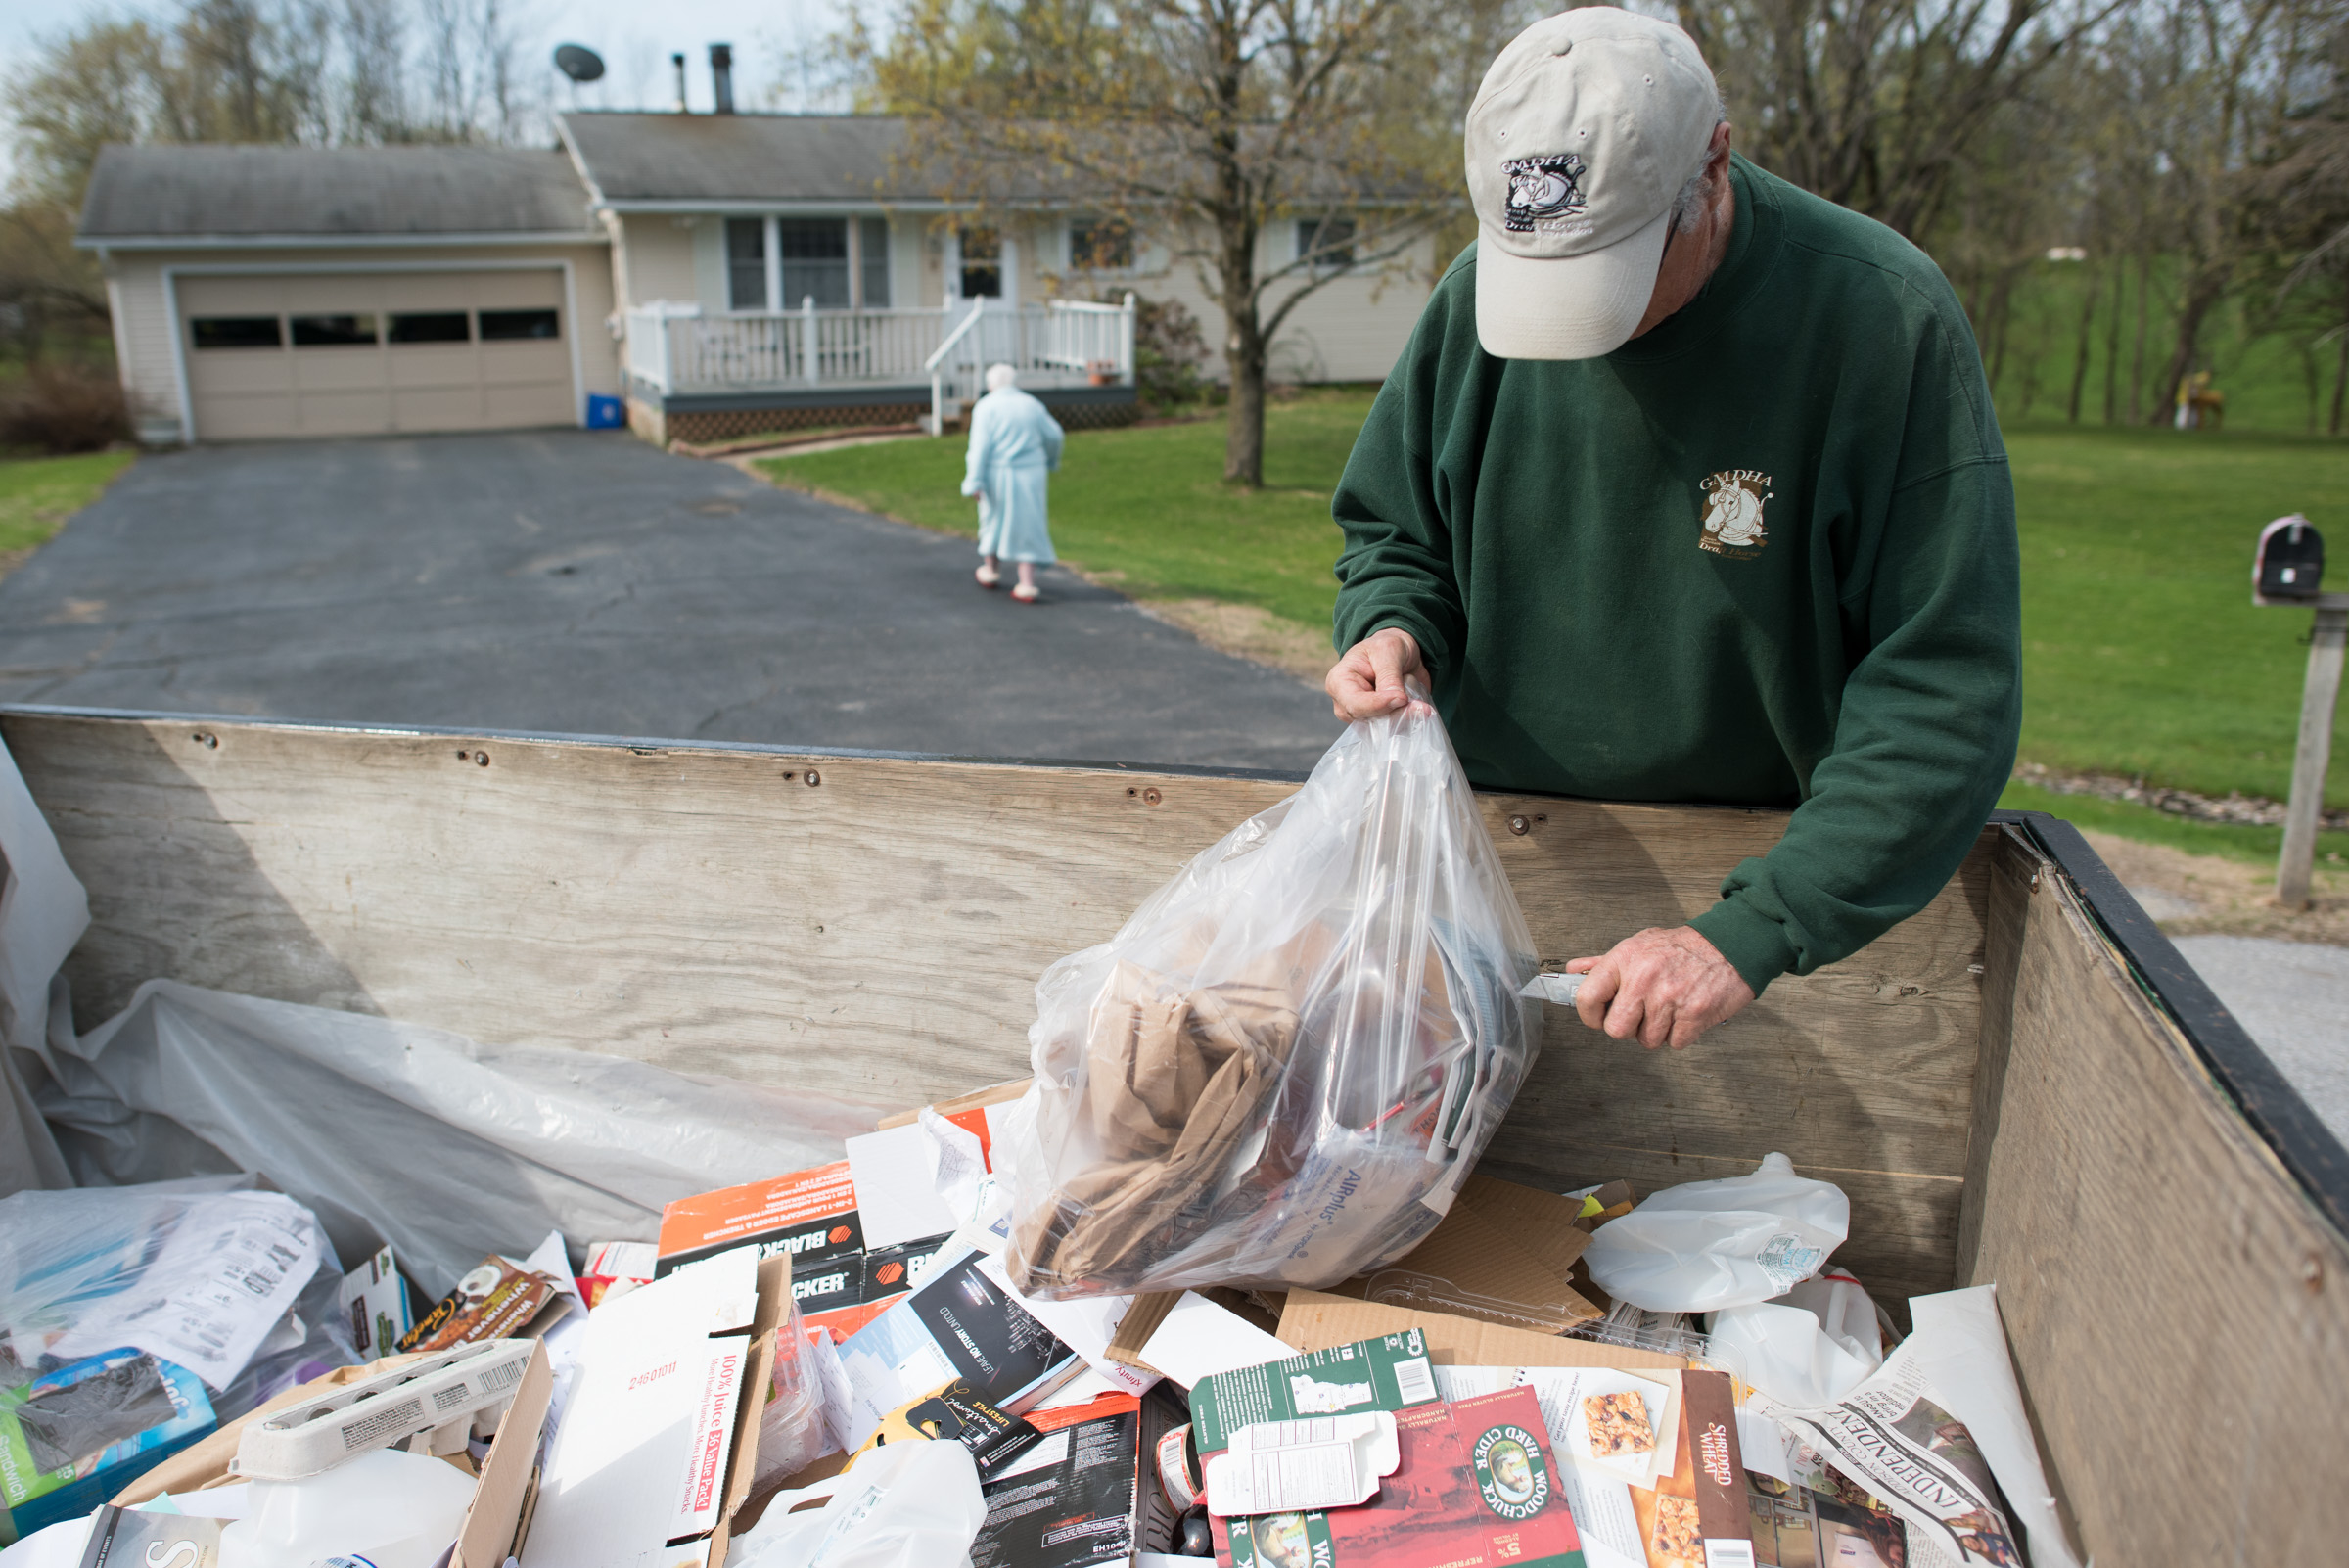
[1747,1286,2080,1568]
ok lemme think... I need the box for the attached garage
[78,145,620,444]
[177,269,578,440]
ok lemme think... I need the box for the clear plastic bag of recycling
[1001,700,1540,1299]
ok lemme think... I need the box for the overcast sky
[3,0,860,176]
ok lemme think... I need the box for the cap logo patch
[1502,152,1588,233]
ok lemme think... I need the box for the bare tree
[1677,0,2140,240]
[857,0,1460,487]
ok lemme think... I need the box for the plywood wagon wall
[5,709,1996,1304]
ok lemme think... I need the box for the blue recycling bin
[584,393,624,430]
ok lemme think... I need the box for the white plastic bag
[36,980,890,1296]
[1583,1152,1848,1313]
[1703,1268,1885,1407]
[726,1439,988,1568]
[1000,703,1539,1298]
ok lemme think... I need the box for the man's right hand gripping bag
[1000,702,1540,1300]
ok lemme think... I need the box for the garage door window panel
[390,312,472,344]
[480,309,560,341]
[192,317,284,350]
[292,314,381,346]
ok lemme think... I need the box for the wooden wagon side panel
[5,708,1993,1304]
[1961,830,2349,1562]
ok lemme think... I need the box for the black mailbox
[2254,514,2324,604]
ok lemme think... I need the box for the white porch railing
[622,297,1137,434]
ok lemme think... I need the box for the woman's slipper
[1011,582,1040,604]
[975,564,1002,589]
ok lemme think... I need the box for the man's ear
[1708,121,1734,176]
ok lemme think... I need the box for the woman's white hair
[985,362,1020,392]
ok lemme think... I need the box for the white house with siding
[79,108,1436,448]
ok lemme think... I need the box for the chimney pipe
[710,43,734,115]
[670,52,687,113]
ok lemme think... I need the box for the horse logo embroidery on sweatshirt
[1698,470,1773,557]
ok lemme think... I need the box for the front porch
[621,298,1140,446]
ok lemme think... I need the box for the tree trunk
[2101,251,2126,425]
[1223,307,1267,486]
[2129,252,2151,424]
[1217,189,1267,486]
[2151,267,2228,426]
[2067,263,2101,424]
[2332,292,2349,438]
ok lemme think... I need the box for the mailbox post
[2254,515,2343,908]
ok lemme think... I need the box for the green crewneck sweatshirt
[1331,156,2021,995]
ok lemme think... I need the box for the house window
[1068,215,1134,272]
[190,316,282,349]
[480,308,559,341]
[388,312,470,344]
[959,227,1001,299]
[1299,215,1357,272]
[778,219,852,310]
[725,217,768,310]
[860,217,891,308]
[290,314,379,346]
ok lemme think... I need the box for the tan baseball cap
[1464,8,1722,360]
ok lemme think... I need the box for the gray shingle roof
[558,113,1054,205]
[77,144,599,242]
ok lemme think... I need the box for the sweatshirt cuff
[1350,613,1447,674]
[1689,897,1801,998]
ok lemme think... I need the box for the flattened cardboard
[704,1254,793,1566]
[523,1247,762,1568]
[874,1078,1033,1131]
[1276,1289,1684,1374]
[1105,1292,1182,1367]
[1115,1292,1297,1389]
[1335,1201,1600,1334]
[1456,1175,1597,1269]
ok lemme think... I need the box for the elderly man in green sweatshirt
[1327,8,2021,1050]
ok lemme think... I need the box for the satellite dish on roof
[554,44,606,83]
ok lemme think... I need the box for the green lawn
[760,395,1365,628]
[0,449,135,557]
[2004,423,2347,809]
[761,398,2349,836]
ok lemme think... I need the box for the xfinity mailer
[523,1244,775,1568]
[1203,1410,1402,1516]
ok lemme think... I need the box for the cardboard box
[1276,1289,1685,1374]
[3,1350,215,1536]
[109,1345,555,1568]
[1212,1386,1587,1568]
[524,1247,789,1568]
[340,1244,415,1360]
[972,1385,1188,1568]
[656,1160,957,1342]
[1188,1330,1442,1457]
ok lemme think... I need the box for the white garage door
[179,271,575,440]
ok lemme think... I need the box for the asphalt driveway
[0,432,1339,771]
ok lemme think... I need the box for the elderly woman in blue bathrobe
[963,363,1066,604]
